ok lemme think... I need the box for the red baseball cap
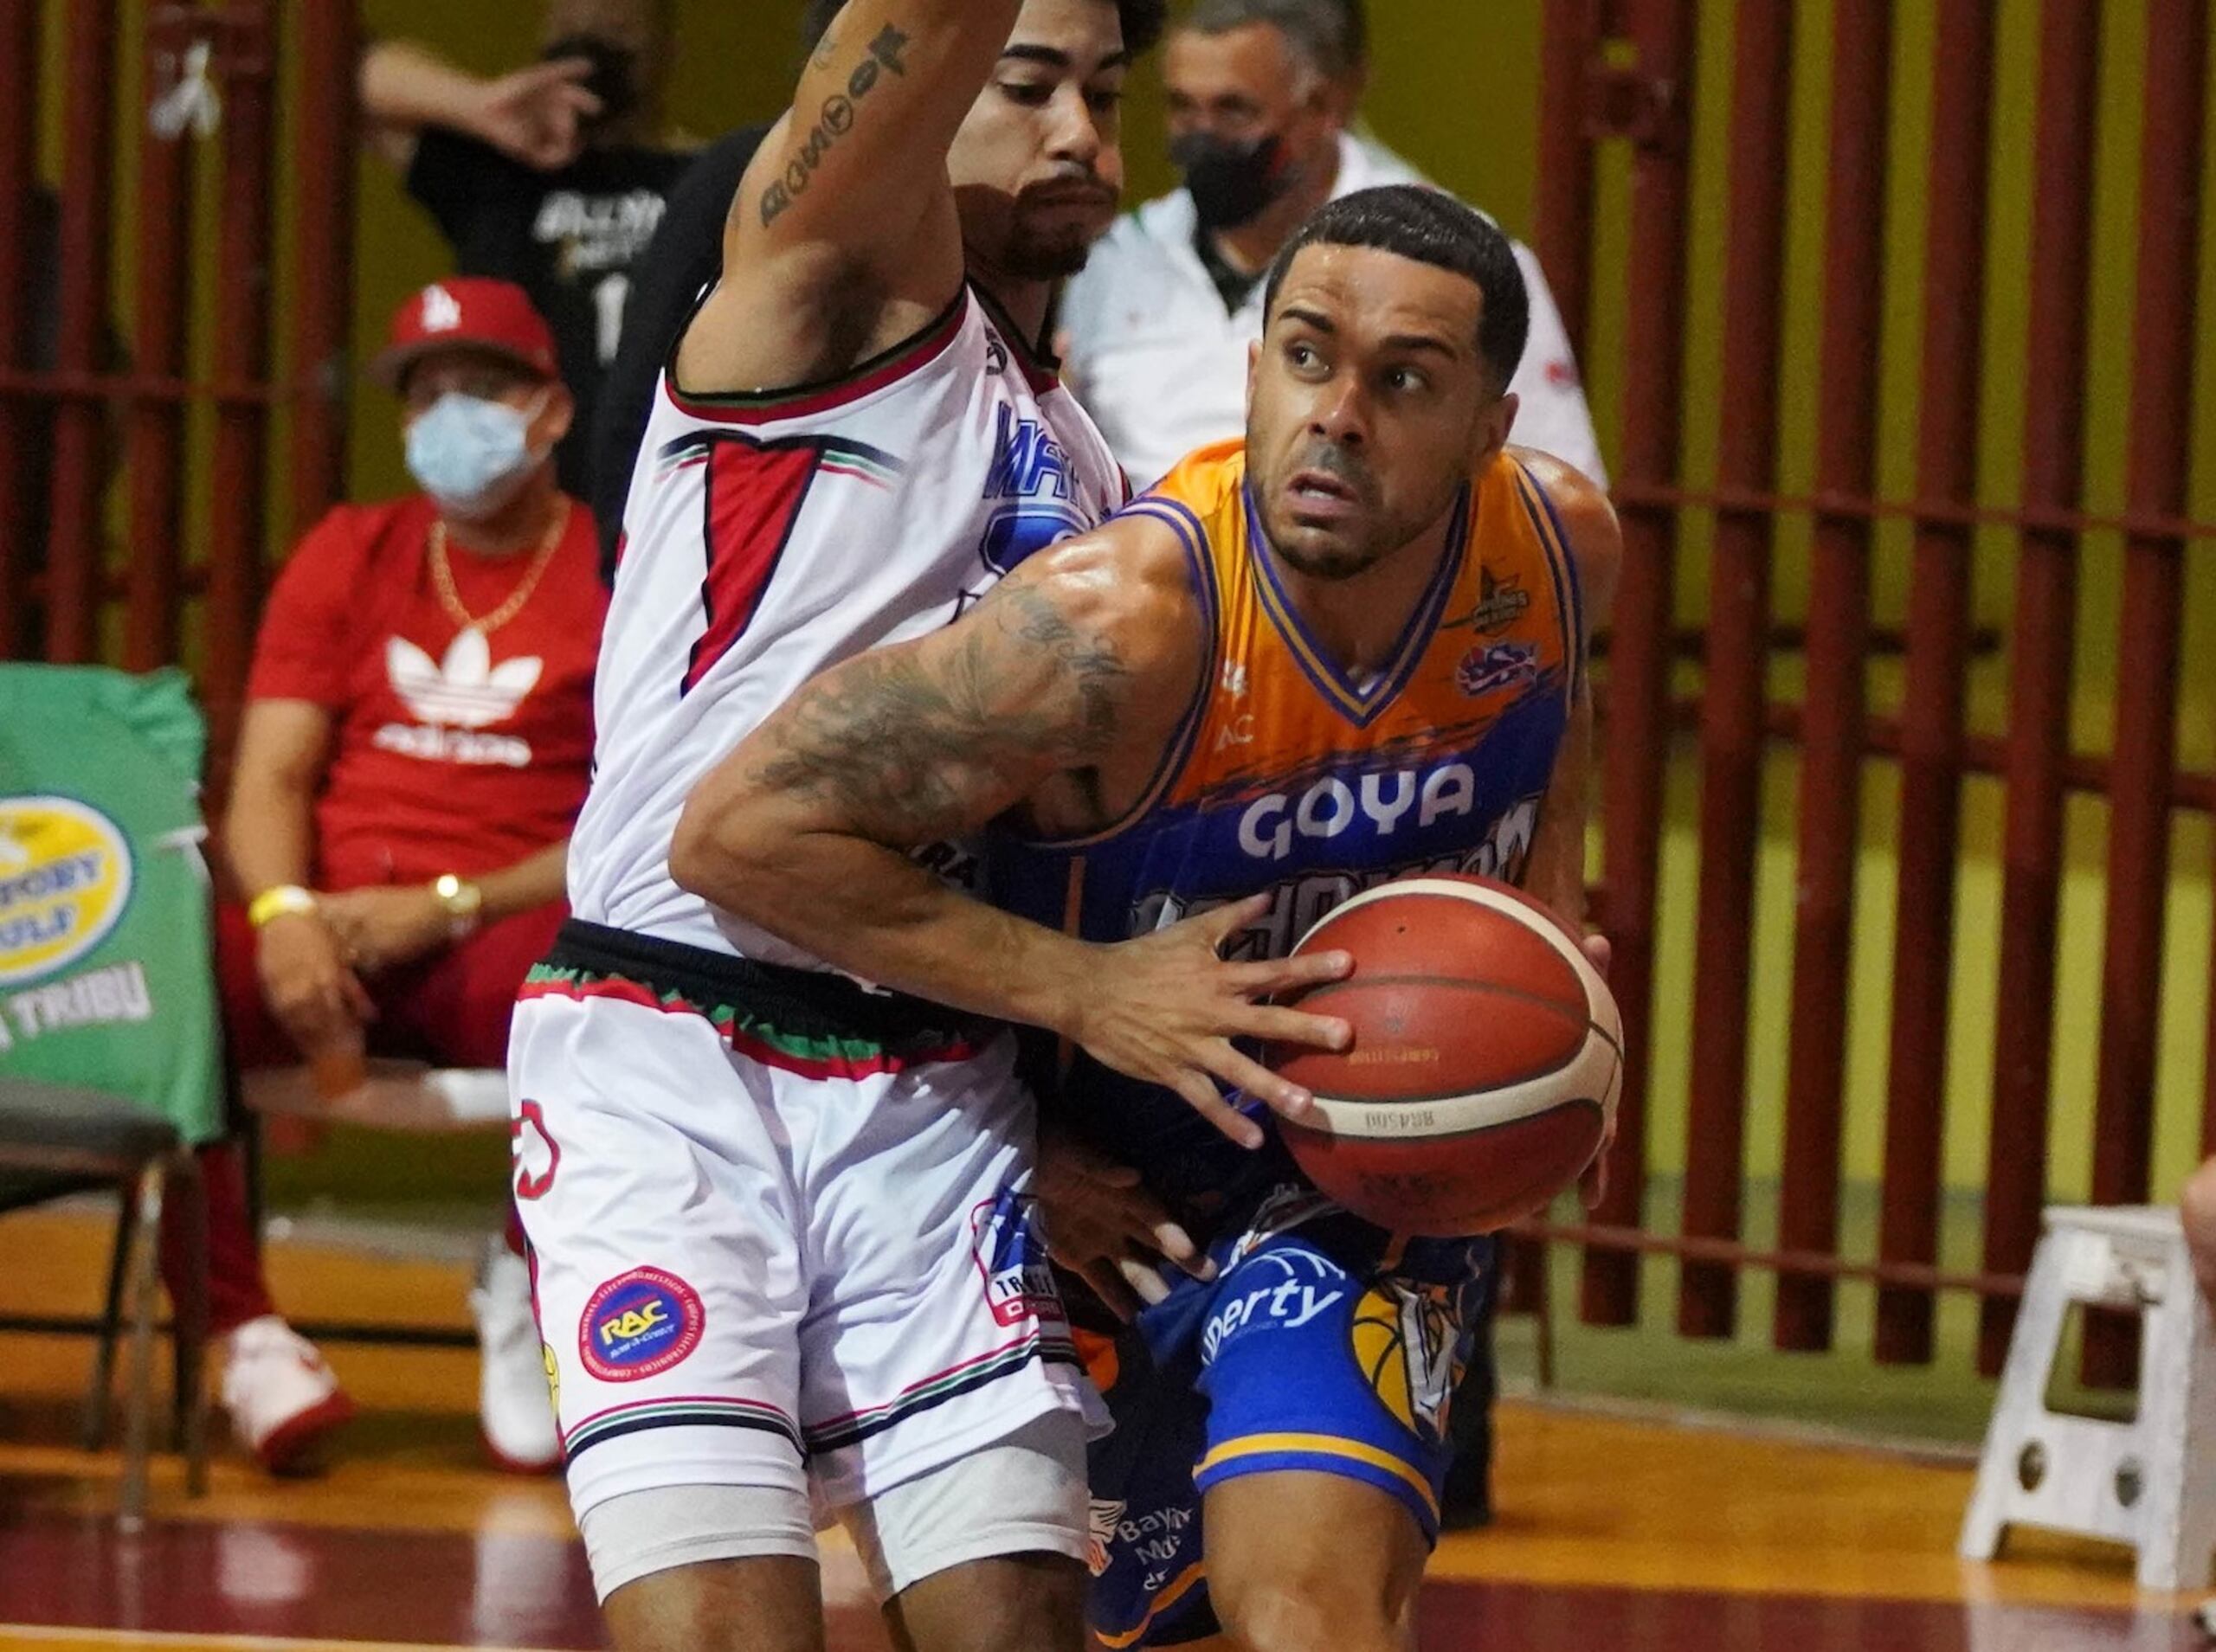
[371,277,559,389]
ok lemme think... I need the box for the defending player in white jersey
[508,5,1353,1650]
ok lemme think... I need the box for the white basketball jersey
[569,286,1130,966]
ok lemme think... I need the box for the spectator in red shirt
[160,278,606,1475]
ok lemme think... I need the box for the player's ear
[536,382,578,450]
[1476,389,1518,466]
[1246,337,1262,415]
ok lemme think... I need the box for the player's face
[948,0,1129,281]
[1247,245,1517,581]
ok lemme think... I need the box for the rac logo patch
[0,796,134,989]
[578,1267,705,1383]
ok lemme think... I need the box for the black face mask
[544,34,640,138]
[1171,131,1292,232]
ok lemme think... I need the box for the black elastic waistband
[547,919,1002,1049]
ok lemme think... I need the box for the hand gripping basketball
[1065,893,1354,1150]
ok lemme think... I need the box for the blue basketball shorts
[1079,1181,1495,1649]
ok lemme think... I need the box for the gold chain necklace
[428,500,570,637]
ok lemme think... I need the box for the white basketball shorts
[507,920,1105,1532]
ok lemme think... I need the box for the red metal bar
[1774,0,1891,1355]
[1600,691,2216,816]
[1978,0,2103,1377]
[202,0,279,749]
[1536,0,1605,358]
[1677,0,1793,1340]
[0,0,42,660]
[1874,0,1998,1367]
[1603,480,2216,553]
[1583,0,1697,1327]
[286,1,359,543]
[41,1,119,664]
[2081,0,2206,1389]
[124,8,202,674]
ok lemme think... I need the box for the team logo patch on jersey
[1455,641,1540,699]
[0,796,134,989]
[970,1189,1066,1328]
[1350,1281,1462,1446]
[1469,566,1533,635]
[511,1100,559,1201]
[579,1267,705,1382]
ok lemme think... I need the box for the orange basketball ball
[1270,874,1622,1236]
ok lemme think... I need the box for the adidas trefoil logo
[374,628,542,769]
[387,627,541,729]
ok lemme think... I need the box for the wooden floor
[0,1208,2203,1649]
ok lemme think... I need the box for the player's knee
[1210,1563,1405,1652]
[2181,1157,2216,1296]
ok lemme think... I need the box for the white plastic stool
[1960,1204,2216,1590]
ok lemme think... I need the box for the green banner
[0,665,224,1145]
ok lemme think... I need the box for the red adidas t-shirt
[247,494,607,891]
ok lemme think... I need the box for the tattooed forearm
[748,582,1131,845]
[761,23,911,227]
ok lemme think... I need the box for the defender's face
[1247,244,1513,580]
[949,0,1130,280]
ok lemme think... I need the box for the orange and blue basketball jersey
[991,436,1585,1206]
[988,440,1588,1649]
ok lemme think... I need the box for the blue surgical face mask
[404,391,547,520]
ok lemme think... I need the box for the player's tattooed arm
[671,517,1355,1147]
[684,1,1017,395]
[741,575,1133,851]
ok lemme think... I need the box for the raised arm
[668,519,1355,1145]
[678,0,1018,393]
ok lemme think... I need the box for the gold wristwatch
[432,873,485,939]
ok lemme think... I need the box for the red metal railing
[0,0,357,734]
[1534,0,2216,1374]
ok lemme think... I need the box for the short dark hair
[802,0,1165,57]
[1263,185,1530,394]
[1180,0,1362,85]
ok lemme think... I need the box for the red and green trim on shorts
[519,960,986,1082]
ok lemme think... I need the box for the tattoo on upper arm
[760,24,912,228]
[749,583,1131,842]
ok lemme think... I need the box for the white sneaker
[220,1315,354,1475]
[472,1240,560,1474]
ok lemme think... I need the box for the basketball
[1270,875,1623,1237]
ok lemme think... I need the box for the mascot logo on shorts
[578,1266,705,1383]
[0,797,133,988]
[970,1189,1065,1328]
[1351,1282,1461,1445]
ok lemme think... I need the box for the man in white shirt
[1060,0,1604,491]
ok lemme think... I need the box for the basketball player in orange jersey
[674,184,1620,1651]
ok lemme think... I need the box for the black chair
[0,1078,209,1526]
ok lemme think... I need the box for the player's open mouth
[1287,470,1361,515]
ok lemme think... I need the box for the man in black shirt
[586,124,766,578]
[360,1,698,498]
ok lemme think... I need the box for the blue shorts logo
[579,1266,705,1382]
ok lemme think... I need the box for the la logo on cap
[421,283,463,333]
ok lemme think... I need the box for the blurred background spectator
[163,278,605,1476]
[359,0,699,498]
[1058,0,1602,491]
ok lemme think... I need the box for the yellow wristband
[248,884,318,929]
